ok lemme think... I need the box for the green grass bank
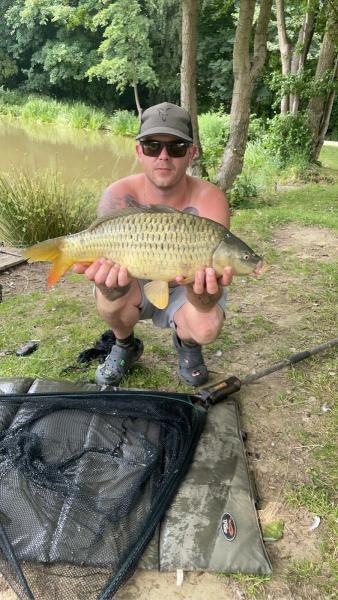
[0,145,337,599]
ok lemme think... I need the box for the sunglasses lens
[141,141,188,157]
[169,142,188,157]
[142,141,162,157]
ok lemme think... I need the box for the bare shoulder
[98,174,144,216]
[189,176,230,227]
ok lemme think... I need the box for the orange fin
[22,236,72,287]
[47,256,73,287]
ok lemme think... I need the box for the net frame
[0,389,206,600]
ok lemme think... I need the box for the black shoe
[172,333,208,387]
[95,338,143,386]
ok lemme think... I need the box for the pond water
[0,119,140,186]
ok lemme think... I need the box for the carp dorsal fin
[125,196,178,213]
[87,202,179,231]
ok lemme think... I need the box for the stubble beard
[151,168,187,191]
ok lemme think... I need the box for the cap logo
[158,107,171,121]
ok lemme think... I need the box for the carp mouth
[252,259,267,277]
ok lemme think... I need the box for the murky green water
[0,119,140,185]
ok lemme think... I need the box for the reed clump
[0,170,97,247]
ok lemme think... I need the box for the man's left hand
[176,267,233,312]
[176,266,233,292]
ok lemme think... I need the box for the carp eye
[243,254,250,260]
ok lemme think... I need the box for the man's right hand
[73,258,132,288]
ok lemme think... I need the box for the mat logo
[221,513,237,541]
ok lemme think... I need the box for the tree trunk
[217,0,272,191]
[311,55,338,161]
[290,0,318,114]
[275,0,291,113]
[308,11,338,161]
[133,81,142,117]
[180,0,206,177]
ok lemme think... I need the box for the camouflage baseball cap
[136,102,193,142]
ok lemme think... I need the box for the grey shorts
[138,280,227,329]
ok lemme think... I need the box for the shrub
[264,112,312,167]
[228,173,258,209]
[242,141,279,193]
[0,87,26,116]
[198,111,230,175]
[109,110,139,136]
[248,114,267,141]
[0,171,97,247]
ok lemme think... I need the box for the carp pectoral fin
[144,281,169,309]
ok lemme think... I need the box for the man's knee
[175,305,224,345]
[191,317,224,345]
[95,281,142,322]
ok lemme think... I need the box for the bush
[198,111,230,175]
[242,141,279,194]
[228,173,258,209]
[0,171,97,247]
[109,110,139,136]
[0,87,26,116]
[248,114,267,141]
[264,112,312,167]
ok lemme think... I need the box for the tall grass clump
[242,141,280,191]
[21,96,62,123]
[198,111,230,178]
[109,110,139,136]
[0,87,27,117]
[226,141,279,208]
[68,102,107,130]
[0,170,97,247]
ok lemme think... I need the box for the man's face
[136,134,197,190]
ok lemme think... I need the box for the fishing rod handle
[200,376,242,405]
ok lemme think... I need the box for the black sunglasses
[140,140,190,158]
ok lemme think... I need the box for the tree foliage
[87,0,157,114]
[0,0,336,174]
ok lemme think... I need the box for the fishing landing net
[0,389,206,600]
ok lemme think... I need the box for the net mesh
[0,390,206,600]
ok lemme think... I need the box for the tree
[87,0,157,115]
[2,0,101,98]
[275,0,319,114]
[180,0,206,176]
[197,0,236,113]
[217,0,272,191]
[147,0,181,105]
[308,6,338,160]
[271,0,338,160]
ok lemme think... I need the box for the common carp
[22,203,264,309]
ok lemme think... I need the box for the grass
[0,141,337,598]
[0,170,97,246]
[0,89,140,135]
[230,574,271,597]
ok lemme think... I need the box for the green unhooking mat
[0,377,271,600]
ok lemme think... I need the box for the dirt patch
[0,223,335,600]
[273,223,337,262]
[0,261,91,301]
